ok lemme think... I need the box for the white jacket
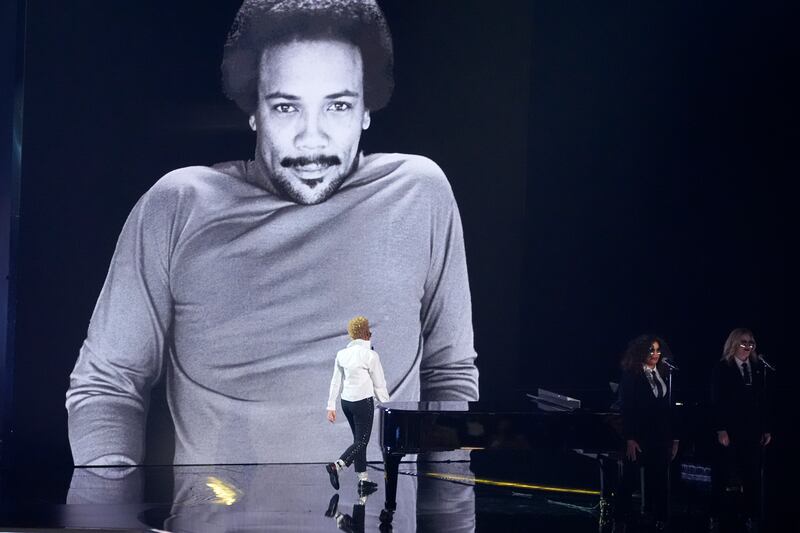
[327,338,390,410]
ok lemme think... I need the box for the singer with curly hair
[325,316,390,493]
[615,334,680,529]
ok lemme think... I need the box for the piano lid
[379,398,618,416]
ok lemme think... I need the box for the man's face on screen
[252,39,371,205]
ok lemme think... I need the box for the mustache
[280,155,341,168]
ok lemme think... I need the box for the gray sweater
[66,153,478,465]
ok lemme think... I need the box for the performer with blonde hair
[325,316,390,492]
[711,328,772,528]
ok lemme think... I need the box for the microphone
[758,354,776,371]
[662,358,680,371]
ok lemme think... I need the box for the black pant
[340,397,374,473]
[616,441,671,522]
[712,436,762,519]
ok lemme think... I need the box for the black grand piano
[379,392,626,526]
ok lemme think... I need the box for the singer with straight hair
[710,328,772,527]
[615,334,680,530]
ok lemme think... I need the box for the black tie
[647,370,663,398]
[742,361,752,385]
[654,371,664,397]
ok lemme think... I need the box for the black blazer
[620,367,673,444]
[711,358,770,439]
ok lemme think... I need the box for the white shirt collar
[347,338,371,349]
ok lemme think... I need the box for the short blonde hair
[347,316,371,340]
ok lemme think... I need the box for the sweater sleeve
[326,356,343,411]
[419,186,479,401]
[65,185,177,466]
[369,351,391,403]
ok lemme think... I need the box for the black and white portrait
[52,0,529,465]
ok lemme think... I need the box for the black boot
[326,463,340,490]
[358,479,378,495]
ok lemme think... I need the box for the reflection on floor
[0,452,780,532]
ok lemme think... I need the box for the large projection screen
[10,0,529,466]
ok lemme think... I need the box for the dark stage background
[0,0,795,501]
[525,2,795,405]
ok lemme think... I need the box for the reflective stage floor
[0,454,789,532]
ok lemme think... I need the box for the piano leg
[382,452,403,512]
[598,455,620,531]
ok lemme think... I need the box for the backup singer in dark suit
[711,328,772,523]
[615,334,680,528]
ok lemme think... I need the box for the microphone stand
[758,354,775,522]
[662,358,679,407]
[661,357,679,521]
